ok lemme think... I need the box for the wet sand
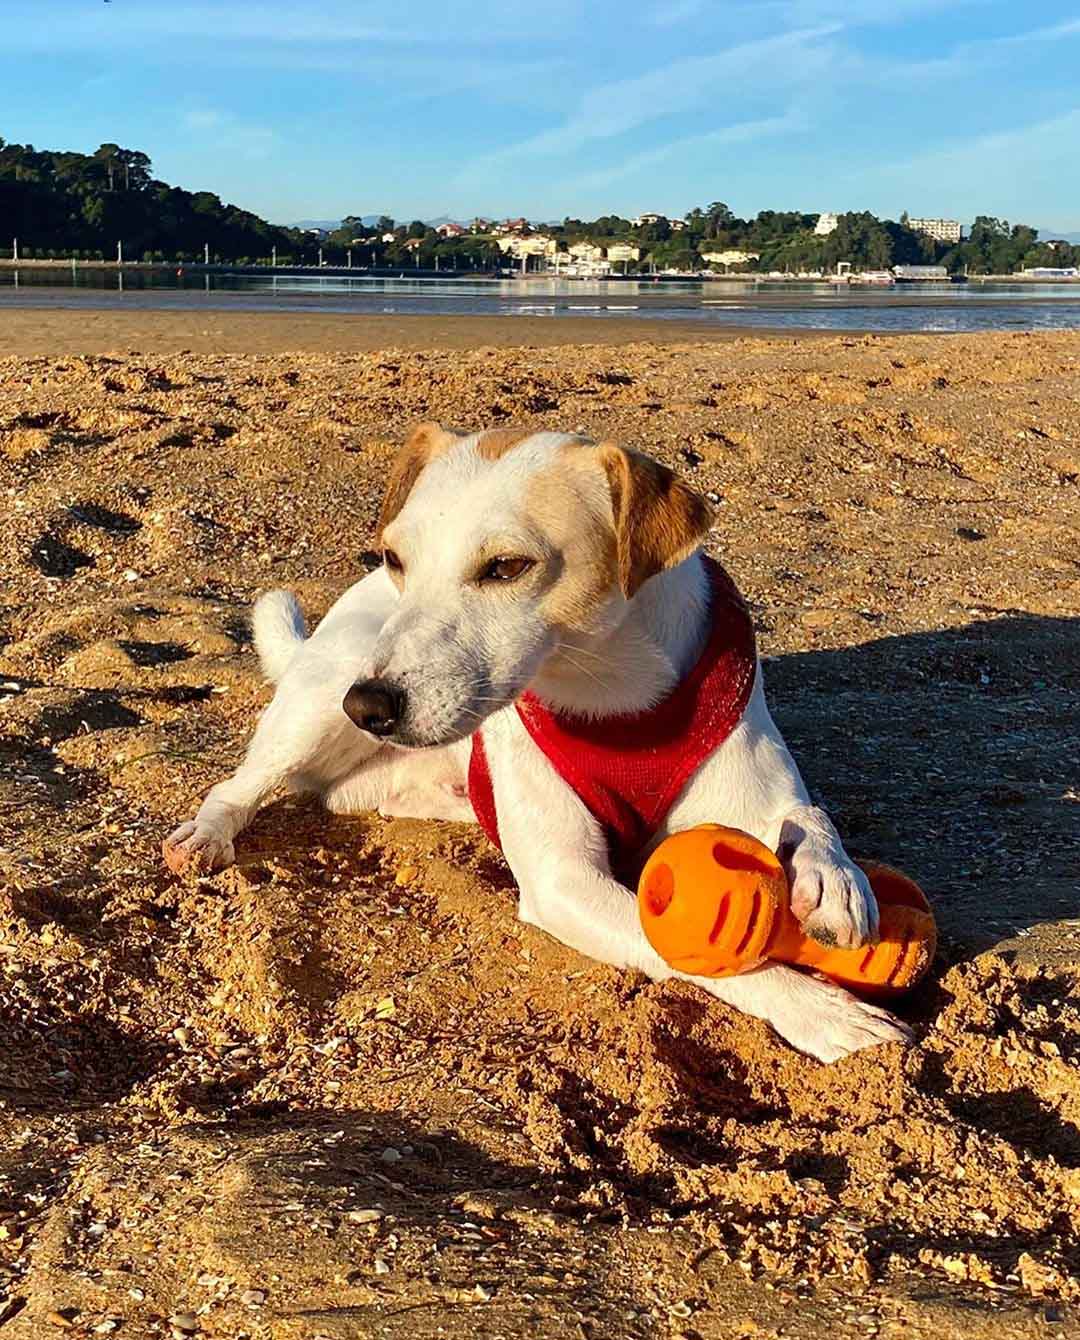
[0,305,826,356]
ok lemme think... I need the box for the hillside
[0,139,299,263]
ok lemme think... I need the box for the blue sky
[2,0,1079,229]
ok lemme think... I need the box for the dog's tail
[252,589,308,684]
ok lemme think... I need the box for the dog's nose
[343,679,405,737]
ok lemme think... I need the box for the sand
[1,322,1079,1338]
[0,306,822,358]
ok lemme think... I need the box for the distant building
[702,249,760,267]
[669,218,687,231]
[606,243,641,264]
[814,212,839,236]
[892,264,949,281]
[630,212,665,227]
[1021,266,1078,278]
[907,217,963,243]
[567,241,605,262]
[436,222,466,238]
[470,217,492,233]
[1044,239,1070,250]
[381,232,396,243]
[498,234,557,261]
[493,217,529,236]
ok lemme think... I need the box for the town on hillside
[1,139,1077,279]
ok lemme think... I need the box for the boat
[853,270,895,286]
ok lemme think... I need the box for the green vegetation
[0,139,299,263]
[1,138,1076,274]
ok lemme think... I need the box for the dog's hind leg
[324,739,473,822]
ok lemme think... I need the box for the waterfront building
[907,217,963,243]
[567,241,605,262]
[702,248,760,267]
[893,264,949,280]
[498,234,558,261]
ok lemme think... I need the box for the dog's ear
[598,442,713,597]
[376,423,459,541]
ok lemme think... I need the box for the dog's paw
[785,850,879,949]
[776,977,913,1063]
[162,820,235,875]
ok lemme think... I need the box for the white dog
[164,424,913,1063]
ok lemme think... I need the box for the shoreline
[0,306,841,356]
[2,257,1078,283]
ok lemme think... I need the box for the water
[2,268,1080,333]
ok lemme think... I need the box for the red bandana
[468,558,756,874]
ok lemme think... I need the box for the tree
[704,201,734,238]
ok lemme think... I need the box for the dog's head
[344,423,712,748]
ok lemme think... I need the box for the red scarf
[468,558,756,874]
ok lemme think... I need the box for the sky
[2,1,1079,230]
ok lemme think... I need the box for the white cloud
[987,16,1080,44]
[853,107,1080,228]
[456,25,842,182]
[562,111,806,192]
[646,0,708,27]
[180,108,276,162]
[8,0,581,49]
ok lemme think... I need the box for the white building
[907,217,963,243]
[814,212,839,236]
[606,243,641,264]
[702,249,760,267]
[498,234,557,261]
[630,213,665,227]
[567,241,605,262]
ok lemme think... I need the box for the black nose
[343,679,405,737]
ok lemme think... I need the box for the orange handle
[638,825,935,997]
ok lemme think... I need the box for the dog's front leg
[486,719,909,1062]
[667,674,879,949]
[163,679,380,875]
[776,803,879,949]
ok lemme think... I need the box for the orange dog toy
[638,824,935,997]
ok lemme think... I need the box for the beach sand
[1,321,1078,1337]
[0,306,822,357]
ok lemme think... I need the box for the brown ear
[598,442,713,597]
[376,422,459,541]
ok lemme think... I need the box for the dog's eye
[383,549,404,573]
[480,556,534,583]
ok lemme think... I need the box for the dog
[163,424,913,1063]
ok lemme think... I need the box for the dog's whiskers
[552,646,615,692]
